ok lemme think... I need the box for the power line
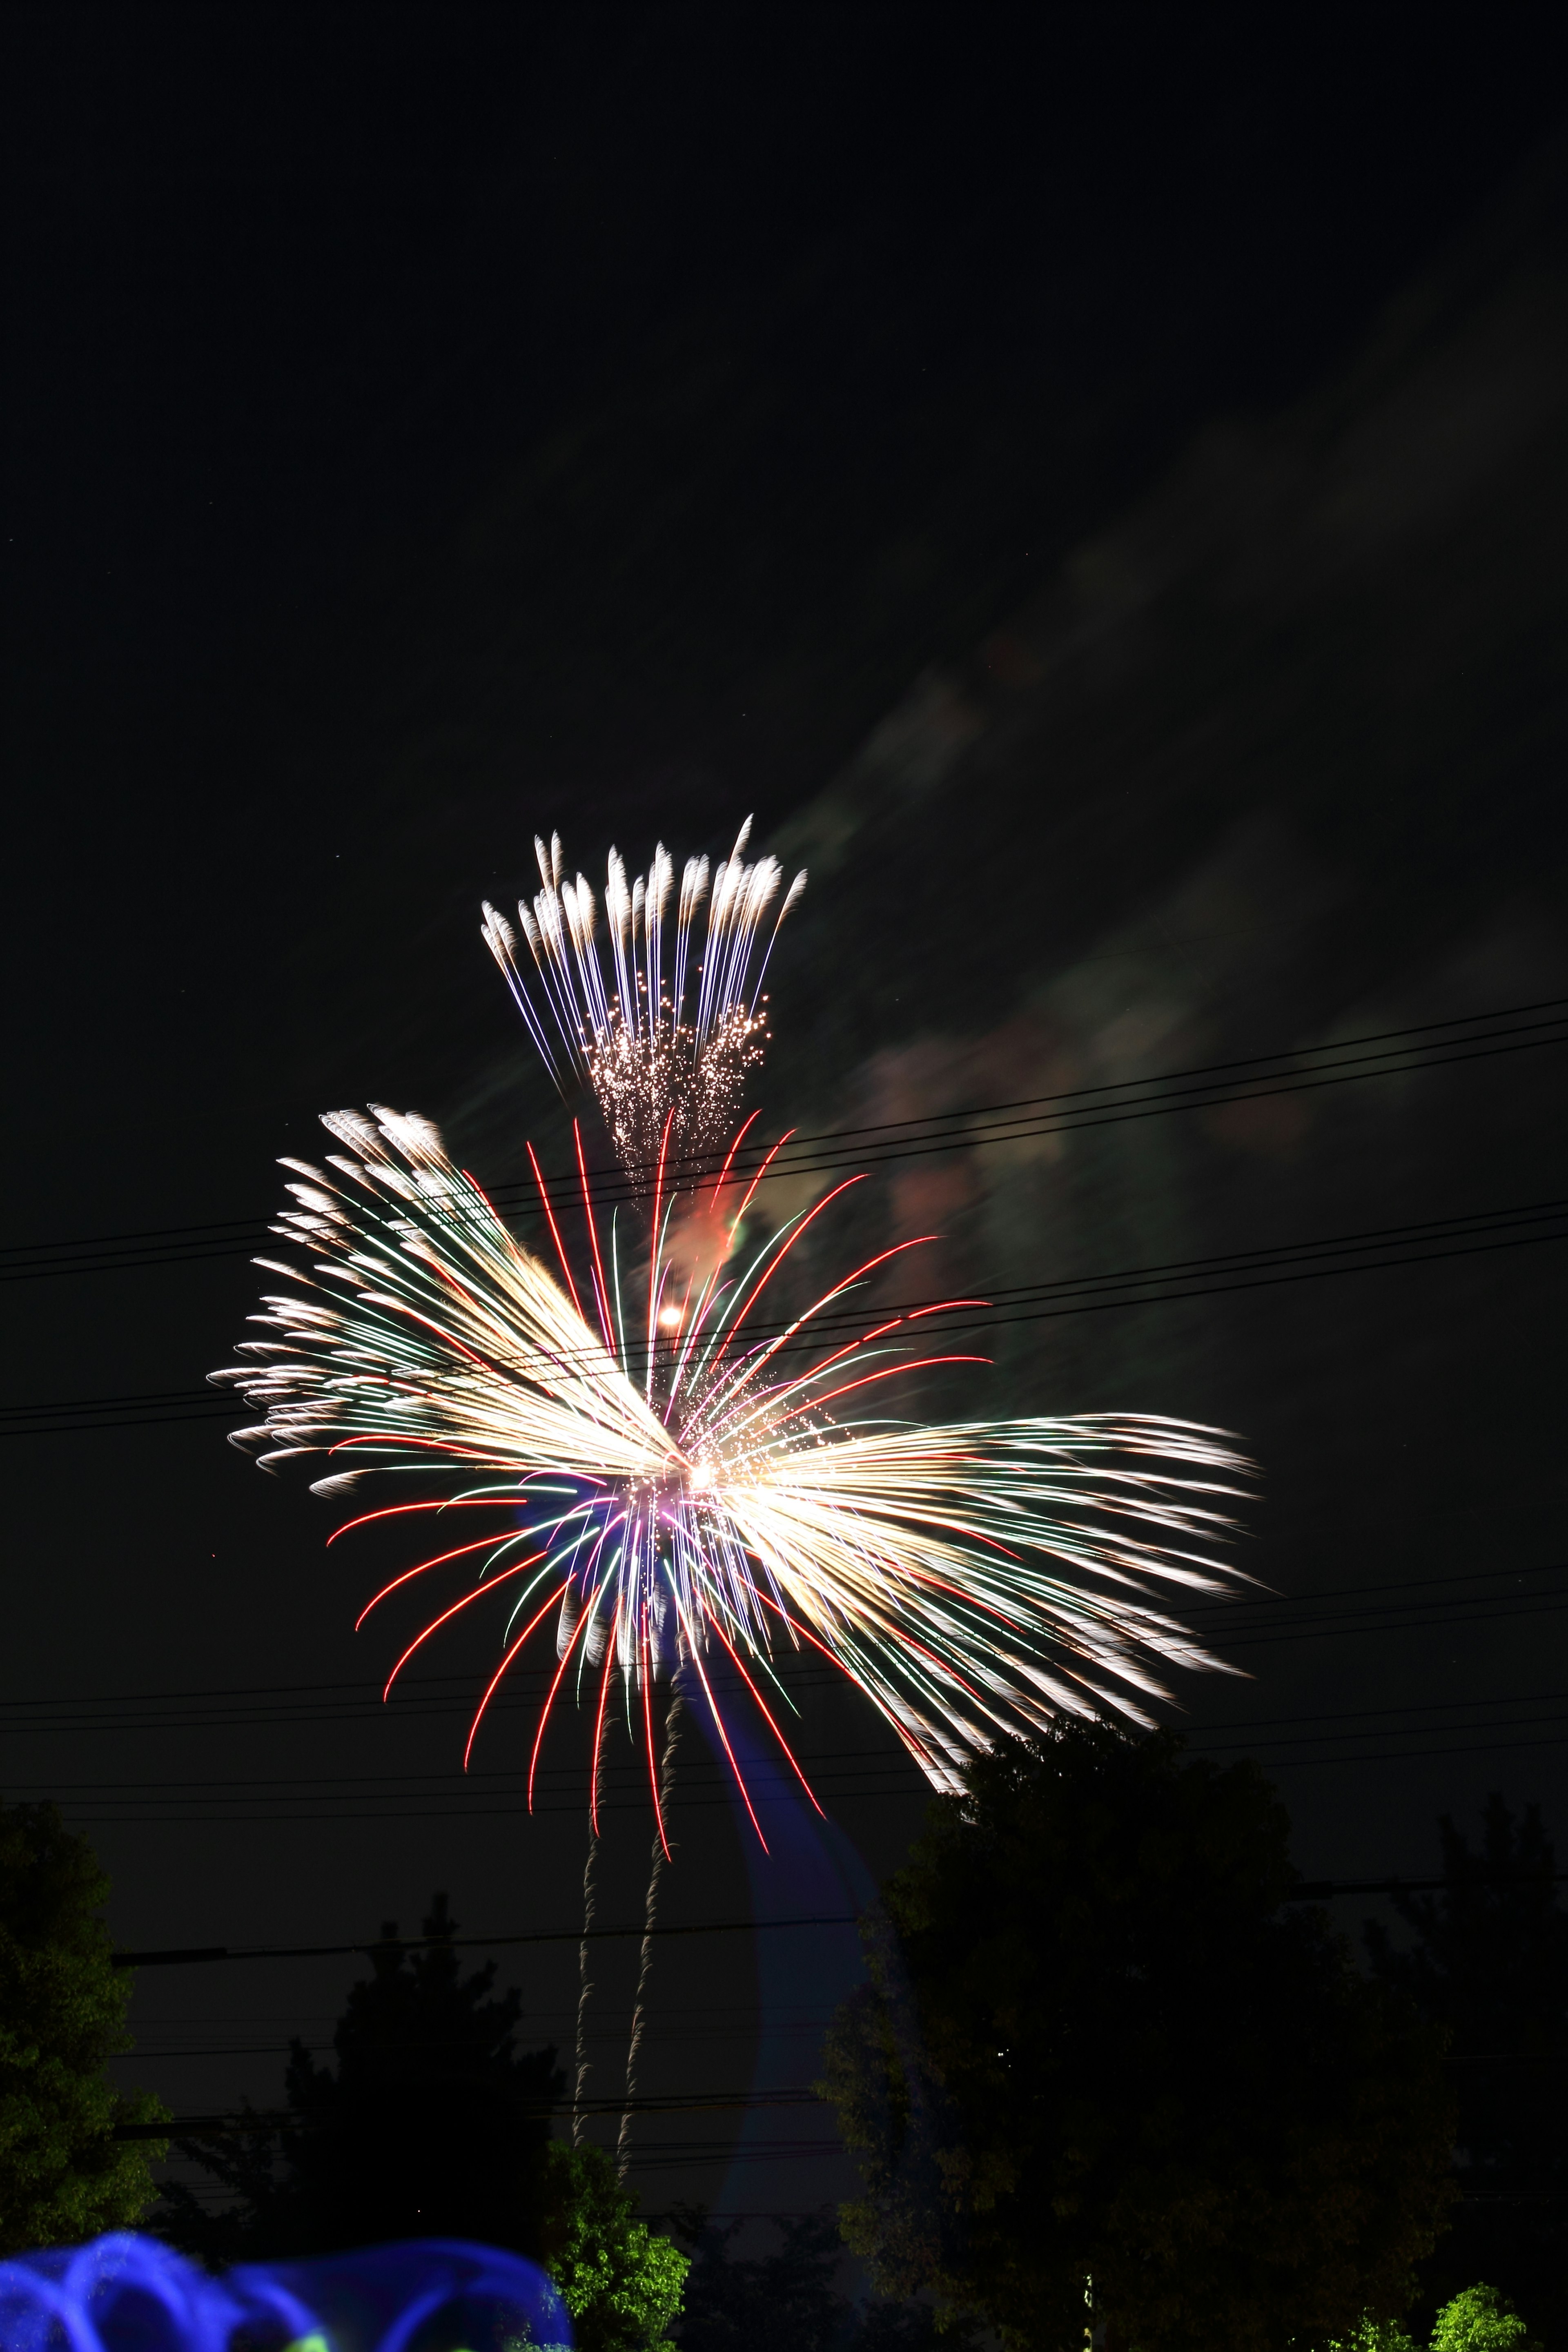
[110,1913,862,1969]
[112,1999,832,2033]
[114,2087,834,2141]
[108,1854,1568,1974]
[623,2144,847,2172]
[4,1558,1565,1724]
[1222,1592,1568,1650]
[1243,1731,1568,1772]
[118,2026,832,2059]
[1202,1704,1568,1753]
[1192,1560,1568,1632]
[1188,1680,1568,1735]
[4,1742,900,1795]
[10,1572,1568,1804]
[1285,1871,1568,1901]
[13,1566,1568,1824]
[7,1191,1567,1437]
[18,1742,1561,1811]
[7,994,1568,1284]
[118,2138,843,2175]
[29,1689,1568,1807]
[118,2032,1568,2065]
[45,1731,1568,1826]
[50,1731,1568,1824]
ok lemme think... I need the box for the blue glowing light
[0,2232,570,2352]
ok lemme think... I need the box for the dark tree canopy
[821,1724,1455,2352]
[0,1797,166,2253]
[162,1893,686,2352]
[670,2205,974,2352]
[1365,1796,1568,2343]
[162,1892,563,2260]
[673,2209,852,2352]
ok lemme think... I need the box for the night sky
[7,6,1568,2228]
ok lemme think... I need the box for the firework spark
[480,818,806,1183]
[214,1103,1252,1832]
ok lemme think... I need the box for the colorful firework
[481,818,806,1183]
[214,1101,1252,1841]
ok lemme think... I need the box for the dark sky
[6,4,1568,2228]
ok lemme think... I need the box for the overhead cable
[7,1189,1567,1438]
[5,993,1566,1284]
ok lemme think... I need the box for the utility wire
[47,1731,1568,1825]
[6,1192,1567,1437]
[13,1190,1568,1393]
[108,1868,1568,1975]
[4,1559,1566,1724]
[114,2088,834,2140]
[118,2026,834,2060]
[52,1736,1568,1823]
[7,995,1567,1284]
[8,1572,1568,1773]
[109,1913,862,1969]
[28,1690,1568,1804]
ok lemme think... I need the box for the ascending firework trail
[617,1682,684,2176]
[214,820,1256,2166]
[572,1734,605,2148]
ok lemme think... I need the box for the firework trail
[572,1739,604,2148]
[214,1104,1252,1813]
[617,1683,685,2178]
[481,817,806,1183]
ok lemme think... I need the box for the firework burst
[214,1101,1252,1841]
[481,817,806,1182]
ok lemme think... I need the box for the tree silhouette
[670,2205,976,2352]
[0,1797,167,2252]
[161,1892,688,2352]
[673,2209,849,2352]
[1365,1796,1568,2342]
[822,1723,1455,2352]
[162,1891,561,2260]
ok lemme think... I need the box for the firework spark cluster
[481,816,805,1178]
[218,820,1253,1836]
